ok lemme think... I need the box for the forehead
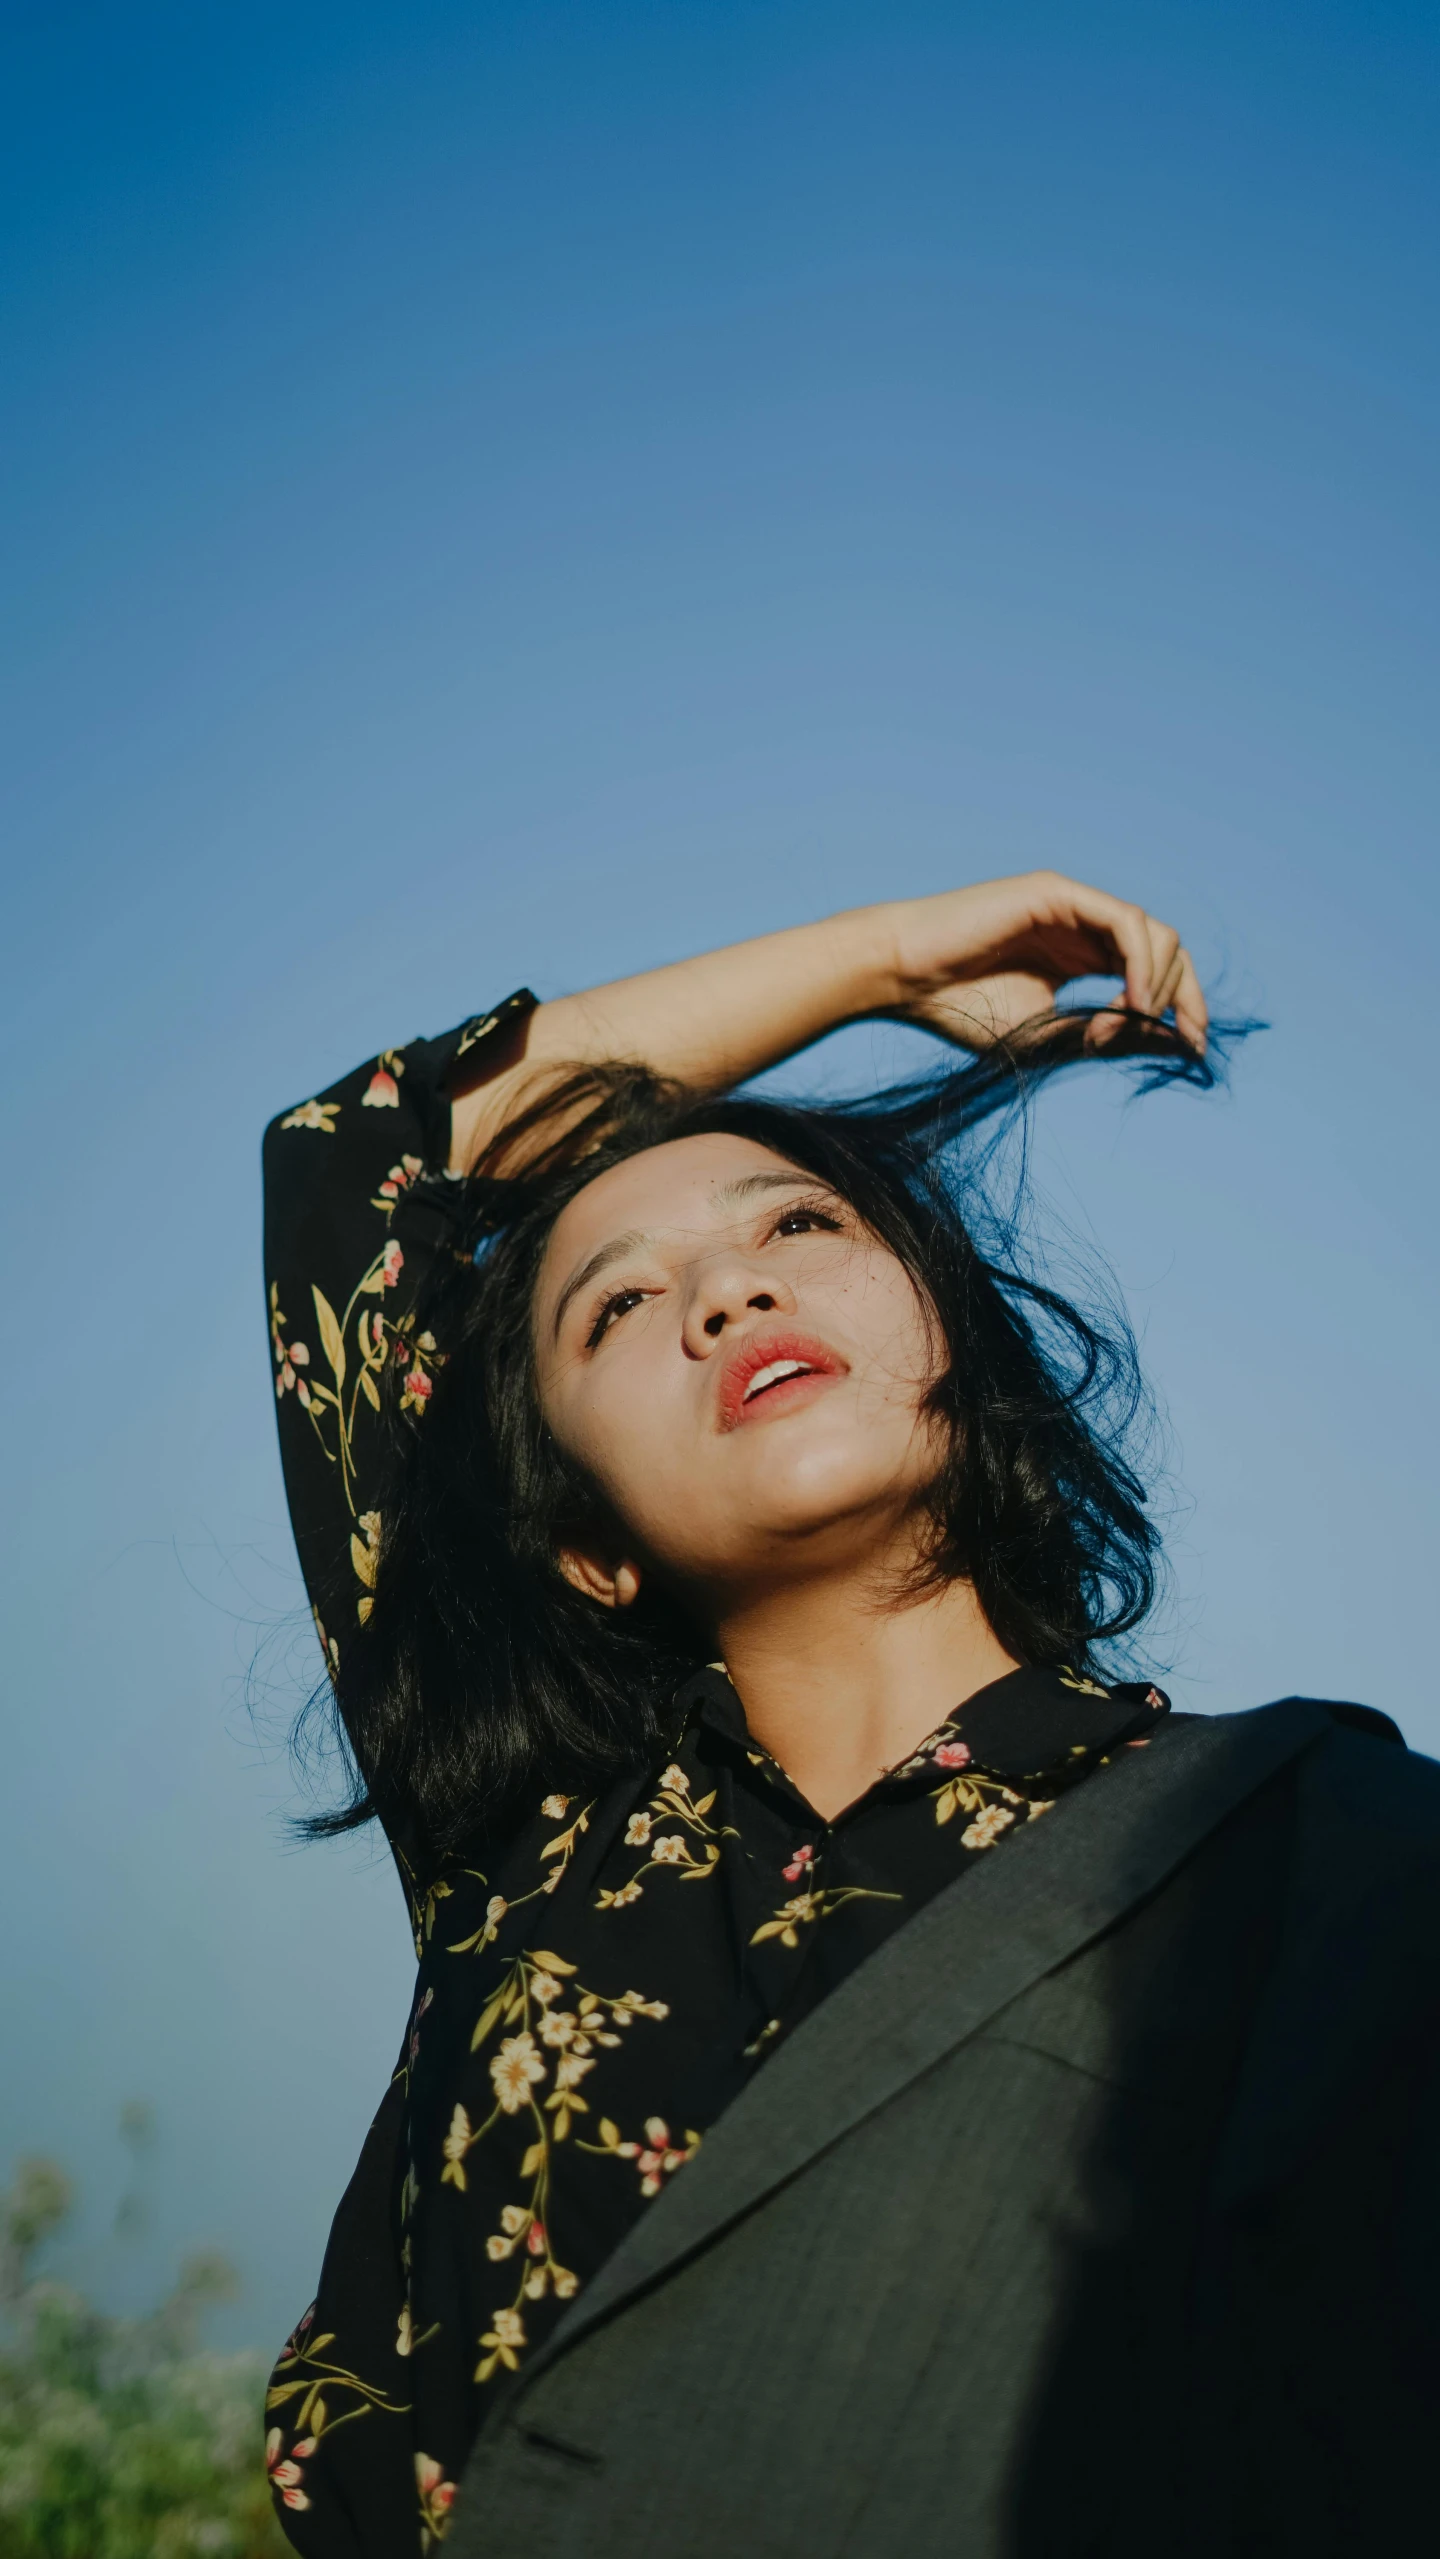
[541,1132,815,1288]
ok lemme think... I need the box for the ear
[556,1545,643,1610]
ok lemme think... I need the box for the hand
[885,873,1208,1055]
[448,870,1207,1171]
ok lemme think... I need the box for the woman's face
[532,1133,944,1610]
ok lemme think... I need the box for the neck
[710,1559,1020,1822]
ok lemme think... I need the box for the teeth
[743,1358,812,1401]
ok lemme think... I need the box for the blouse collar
[676,1660,1170,1814]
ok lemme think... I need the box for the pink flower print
[781,1843,815,1884]
[616,2116,695,2197]
[266,2429,315,2512]
[381,1240,404,1288]
[526,2219,546,2257]
[415,2452,457,2544]
[404,1367,432,1401]
[274,1340,311,1401]
[363,1068,401,1108]
[407,1985,434,2068]
[933,1740,971,1769]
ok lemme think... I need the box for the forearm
[447,904,906,1171]
[445,870,1208,1170]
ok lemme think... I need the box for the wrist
[820,901,914,1021]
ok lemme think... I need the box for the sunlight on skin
[449,878,1207,1174]
[532,1132,1019,1818]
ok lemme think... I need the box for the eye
[584,1287,648,1350]
[770,1199,845,1240]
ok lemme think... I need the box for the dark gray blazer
[449,1702,1440,2556]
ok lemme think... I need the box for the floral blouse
[260,1003,1170,2554]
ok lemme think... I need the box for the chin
[716,1445,920,1556]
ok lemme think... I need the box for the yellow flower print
[750,1876,900,1949]
[350,1509,382,1624]
[476,2305,527,2382]
[490,2033,545,2113]
[961,1803,1016,1850]
[310,1607,340,1680]
[606,1989,669,2025]
[393,2300,439,2360]
[1058,1664,1110,1699]
[280,1099,340,1133]
[485,2202,532,2262]
[537,2007,579,2048]
[546,2047,595,2137]
[444,1889,508,1958]
[933,1769,1027,1831]
[752,1891,817,1948]
[454,1947,675,2380]
[441,2104,474,2190]
[281,1241,415,1534]
[454,1008,501,1058]
[596,1773,731,1907]
[528,1800,593,1900]
[267,2309,412,2458]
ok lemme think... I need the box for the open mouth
[744,1357,815,1401]
[718,1331,847,1430]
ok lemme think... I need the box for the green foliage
[0,2152,289,2559]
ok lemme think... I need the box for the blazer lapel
[511,1699,1329,2392]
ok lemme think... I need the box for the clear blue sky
[3,0,1436,2349]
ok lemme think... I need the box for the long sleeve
[262,991,534,1679]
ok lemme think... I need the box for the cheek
[541,1324,692,1509]
[818,1253,938,1397]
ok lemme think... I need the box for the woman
[262,877,1438,2558]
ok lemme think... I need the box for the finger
[1081,1000,1130,1052]
[1063,888,1158,1013]
[1152,947,1185,1018]
[1171,946,1209,1053]
[1143,919,1181,1014]
[1022,877,1194,1021]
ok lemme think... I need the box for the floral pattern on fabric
[261,1006,1170,2557]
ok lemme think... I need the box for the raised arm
[263,994,537,1678]
[265,875,1202,1693]
[446,874,1207,1171]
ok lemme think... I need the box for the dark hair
[306,1010,1242,1857]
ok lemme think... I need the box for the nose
[680,1247,798,1359]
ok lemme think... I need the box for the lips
[716,1328,848,1432]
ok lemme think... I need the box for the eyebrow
[550,1230,647,1342]
[714,1172,821,1203]
[549,1171,836,1343]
